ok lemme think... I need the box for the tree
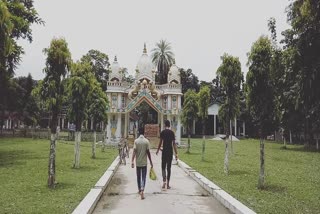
[81,49,110,91]
[180,68,200,94]
[87,81,109,159]
[181,89,198,153]
[284,0,320,147]
[198,86,210,161]
[34,38,71,188]
[67,61,95,168]
[246,36,277,189]
[217,54,242,174]
[151,40,175,84]
[0,0,43,129]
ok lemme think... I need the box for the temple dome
[168,60,180,84]
[109,56,122,81]
[136,44,154,81]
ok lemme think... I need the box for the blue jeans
[136,166,147,191]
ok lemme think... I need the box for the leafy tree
[33,38,71,188]
[151,40,175,84]
[284,0,320,147]
[87,81,109,159]
[198,86,210,161]
[180,68,200,94]
[67,61,95,168]
[0,0,43,129]
[211,75,225,104]
[16,74,39,126]
[246,36,277,189]
[81,49,110,91]
[181,89,198,153]
[217,54,242,173]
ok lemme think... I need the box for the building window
[172,96,177,109]
[163,96,167,109]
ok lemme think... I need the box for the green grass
[0,138,117,214]
[179,138,320,214]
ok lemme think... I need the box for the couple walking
[131,120,178,200]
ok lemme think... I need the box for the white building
[106,44,182,143]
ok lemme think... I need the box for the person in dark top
[156,120,178,189]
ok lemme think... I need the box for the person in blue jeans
[131,126,153,200]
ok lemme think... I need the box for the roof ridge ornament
[143,43,147,54]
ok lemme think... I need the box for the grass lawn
[179,138,320,214]
[0,138,117,214]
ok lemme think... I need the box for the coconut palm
[151,40,175,84]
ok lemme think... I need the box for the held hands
[175,154,179,160]
[131,163,134,168]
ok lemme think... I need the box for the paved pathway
[93,150,230,214]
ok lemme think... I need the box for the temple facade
[106,44,182,143]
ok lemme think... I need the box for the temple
[106,44,182,143]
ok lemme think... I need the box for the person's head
[165,120,170,128]
[138,126,145,136]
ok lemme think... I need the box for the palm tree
[34,38,72,188]
[151,40,175,84]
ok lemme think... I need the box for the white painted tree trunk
[284,137,287,148]
[224,136,229,174]
[258,138,265,189]
[201,135,205,161]
[230,120,233,154]
[92,131,96,159]
[48,133,56,187]
[73,131,81,168]
[290,130,292,144]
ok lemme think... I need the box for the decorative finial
[114,55,117,62]
[173,58,176,64]
[143,43,147,53]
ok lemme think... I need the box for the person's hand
[151,163,153,168]
[131,163,134,168]
[156,150,159,155]
[175,154,178,160]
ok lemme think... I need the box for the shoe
[140,191,145,200]
[162,182,166,190]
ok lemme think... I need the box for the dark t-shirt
[160,129,175,156]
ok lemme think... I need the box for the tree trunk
[202,135,206,161]
[290,130,292,144]
[258,137,265,189]
[73,131,81,168]
[230,120,233,154]
[187,124,191,153]
[201,120,206,161]
[102,126,107,152]
[48,133,56,188]
[283,137,286,148]
[316,139,319,150]
[224,124,229,174]
[92,130,96,159]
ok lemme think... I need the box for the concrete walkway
[93,150,230,214]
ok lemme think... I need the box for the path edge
[72,156,120,214]
[177,159,256,214]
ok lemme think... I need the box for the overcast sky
[16,0,291,81]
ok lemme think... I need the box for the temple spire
[143,43,147,53]
[114,55,117,62]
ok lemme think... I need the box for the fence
[0,129,105,142]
